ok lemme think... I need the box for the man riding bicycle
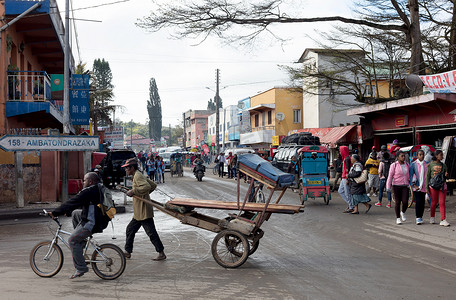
[48,172,106,279]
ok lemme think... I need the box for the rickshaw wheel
[324,193,330,205]
[212,230,250,268]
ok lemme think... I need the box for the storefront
[348,93,456,155]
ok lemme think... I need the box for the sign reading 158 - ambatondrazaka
[0,135,99,152]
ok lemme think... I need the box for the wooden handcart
[119,155,303,268]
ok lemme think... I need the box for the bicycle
[30,209,126,280]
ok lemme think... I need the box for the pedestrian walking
[338,146,354,213]
[386,151,410,225]
[332,154,343,192]
[122,158,166,261]
[376,151,392,208]
[147,156,156,180]
[426,150,450,227]
[155,156,162,183]
[226,152,233,178]
[230,154,238,179]
[410,149,428,225]
[347,154,372,214]
[217,153,226,178]
[365,151,380,196]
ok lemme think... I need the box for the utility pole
[215,69,220,154]
[61,0,70,202]
[130,119,133,150]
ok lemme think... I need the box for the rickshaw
[298,145,331,205]
[399,144,435,163]
[170,152,183,177]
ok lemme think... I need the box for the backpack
[382,159,391,180]
[98,183,116,229]
[429,171,445,191]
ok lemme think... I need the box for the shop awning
[290,125,357,148]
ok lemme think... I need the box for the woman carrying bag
[347,154,372,214]
[426,150,450,227]
[386,151,410,225]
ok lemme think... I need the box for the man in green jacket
[123,158,166,260]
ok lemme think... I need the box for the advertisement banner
[70,74,90,125]
[420,70,456,93]
[104,127,124,142]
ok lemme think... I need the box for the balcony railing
[251,125,275,132]
[7,70,51,101]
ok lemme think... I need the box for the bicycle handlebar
[41,209,61,226]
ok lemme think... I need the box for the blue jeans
[338,178,353,209]
[378,178,392,203]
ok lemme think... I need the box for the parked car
[100,150,136,187]
[160,152,173,170]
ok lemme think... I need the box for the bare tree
[137,0,424,74]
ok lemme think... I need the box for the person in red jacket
[338,146,353,213]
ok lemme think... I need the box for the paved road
[0,168,455,299]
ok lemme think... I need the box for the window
[293,109,301,123]
[254,114,259,127]
[267,111,272,125]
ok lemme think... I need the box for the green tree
[91,59,115,130]
[147,78,162,141]
[207,98,216,111]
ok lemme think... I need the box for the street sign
[0,135,99,152]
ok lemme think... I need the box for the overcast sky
[57,0,354,126]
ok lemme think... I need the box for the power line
[71,0,131,11]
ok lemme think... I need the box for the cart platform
[168,198,304,214]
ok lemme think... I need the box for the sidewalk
[0,190,127,221]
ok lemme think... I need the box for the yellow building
[240,87,303,149]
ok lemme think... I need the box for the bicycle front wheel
[30,241,64,277]
[91,243,126,280]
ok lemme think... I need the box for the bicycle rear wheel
[30,241,64,277]
[91,243,126,280]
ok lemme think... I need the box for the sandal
[351,211,359,214]
[70,270,86,279]
[365,204,372,213]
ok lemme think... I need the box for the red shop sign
[395,115,408,127]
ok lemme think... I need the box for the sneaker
[368,193,372,197]
[416,218,423,225]
[400,211,406,222]
[373,193,378,197]
[430,217,435,224]
[440,219,450,227]
[386,203,391,208]
[396,218,402,225]
[374,202,382,207]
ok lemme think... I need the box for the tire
[30,241,64,278]
[256,190,265,203]
[197,171,203,181]
[324,193,330,205]
[211,230,250,268]
[91,243,126,280]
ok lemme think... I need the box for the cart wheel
[212,230,250,268]
[324,193,330,205]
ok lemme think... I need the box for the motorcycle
[193,161,206,181]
